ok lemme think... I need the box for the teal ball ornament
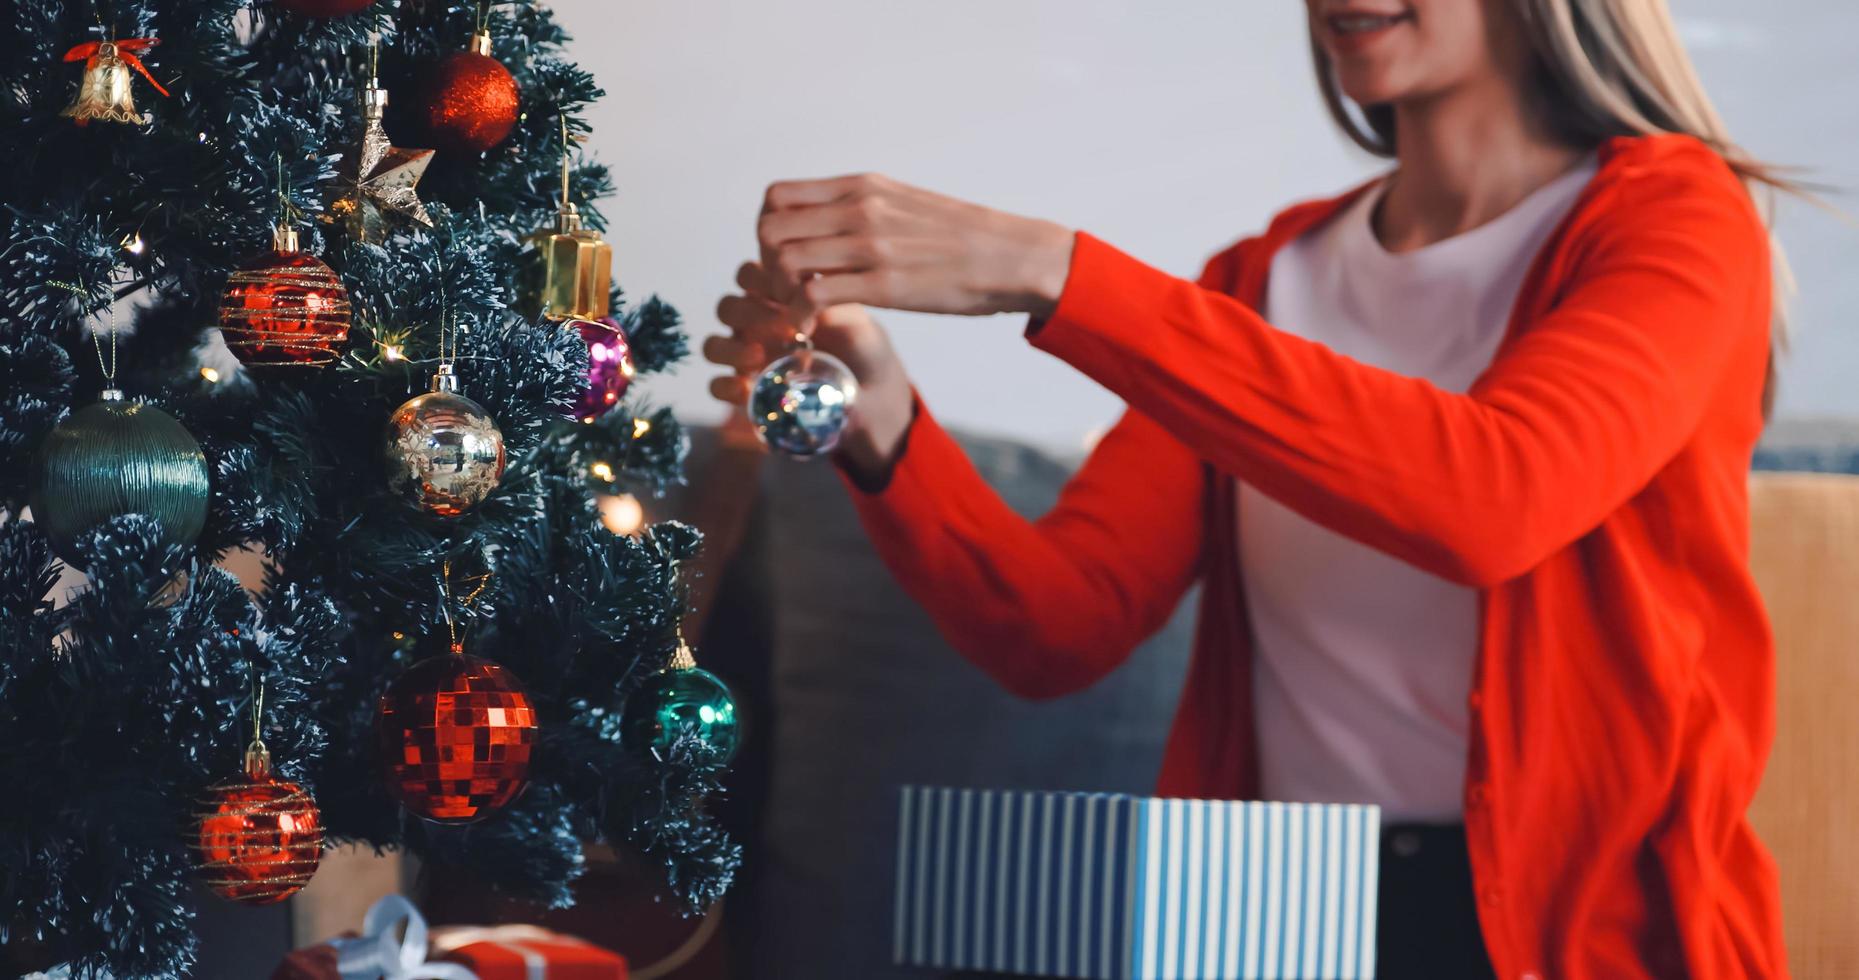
[625,648,740,763]
[28,390,210,565]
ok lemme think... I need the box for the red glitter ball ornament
[377,651,538,823]
[219,226,352,368]
[191,747,324,905]
[413,32,520,156]
[572,317,635,422]
[273,0,375,16]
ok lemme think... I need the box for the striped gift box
[893,787,1380,979]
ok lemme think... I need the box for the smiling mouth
[1327,11,1415,35]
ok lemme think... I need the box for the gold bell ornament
[539,120,613,323]
[61,37,169,126]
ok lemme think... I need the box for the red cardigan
[841,134,1785,979]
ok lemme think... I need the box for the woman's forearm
[1031,192,1765,588]
[835,395,1208,700]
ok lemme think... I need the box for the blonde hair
[1311,0,1791,410]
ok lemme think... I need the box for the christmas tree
[0,1,739,976]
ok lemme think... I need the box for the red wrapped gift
[430,925,627,980]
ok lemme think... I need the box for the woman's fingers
[758,201,866,250]
[716,293,803,348]
[701,334,766,374]
[709,374,752,406]
[804,270,897,311]
[763,173,878,213]
[769,234,883,284]
[757,177,903,302]
[750,174,1073,318]
[815,302,877,333]
[735,262,777,300]
[736,260,773,295]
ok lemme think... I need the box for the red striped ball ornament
[218,225,351,368]
[191,744,324,905]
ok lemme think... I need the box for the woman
[708,1,1787,976]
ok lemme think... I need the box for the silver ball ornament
[385,367,505,518]
[28,389,210,565]
[748,341,858,458]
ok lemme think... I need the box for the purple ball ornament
[571,317,635,423]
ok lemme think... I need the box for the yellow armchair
[1748,472,1859,978]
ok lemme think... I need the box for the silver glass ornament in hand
[748,332,858,458]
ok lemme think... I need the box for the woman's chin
[1334,75,1410,109]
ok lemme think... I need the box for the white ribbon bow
[331,894,480,980]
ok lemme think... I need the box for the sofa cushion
[736,429,1196,978]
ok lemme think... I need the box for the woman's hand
[707,262,917,483]
[756,173,1076,319]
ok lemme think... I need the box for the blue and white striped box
[893,787,1380,979]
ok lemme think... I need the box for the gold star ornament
[330,81,434,242]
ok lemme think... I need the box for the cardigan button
[1481,886,1503,909]
[1521,972,1542,980]
[1467,783,1490,807]
[1467,690,1485,711]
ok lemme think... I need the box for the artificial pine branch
[0,1,736,975]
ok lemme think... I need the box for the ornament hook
[438,558,492,654]
[361,33,389,121]
[470,0,493,54]
[274,153,304,247]
[90,297,119,391]
[558,111,574,215]
[245,672,272,778]
[667,560,699,671]
[438,565,461,654]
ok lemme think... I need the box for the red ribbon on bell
[61,37,169,125]
[64,38,170,95]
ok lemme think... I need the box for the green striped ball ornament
[28,389,210,565]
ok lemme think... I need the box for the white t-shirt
[1242,159,1596,822]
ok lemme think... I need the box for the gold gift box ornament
[540,117,613,323]
[542,200,612,323]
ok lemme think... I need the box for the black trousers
[1376,822,1497,980]
[950,822,1496,979]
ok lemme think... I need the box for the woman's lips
[1324,10,1415,55]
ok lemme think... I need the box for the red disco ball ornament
[190,748,324,905]
[273,0,375,16]
[413,32,519,156]
[571,317,635,422]
[218,226,351,368]
[377,651,538,823]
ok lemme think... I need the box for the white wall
[565,0,1858,454]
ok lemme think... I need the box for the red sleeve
[1031,161,1768,588]
[838,394,1206,700]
